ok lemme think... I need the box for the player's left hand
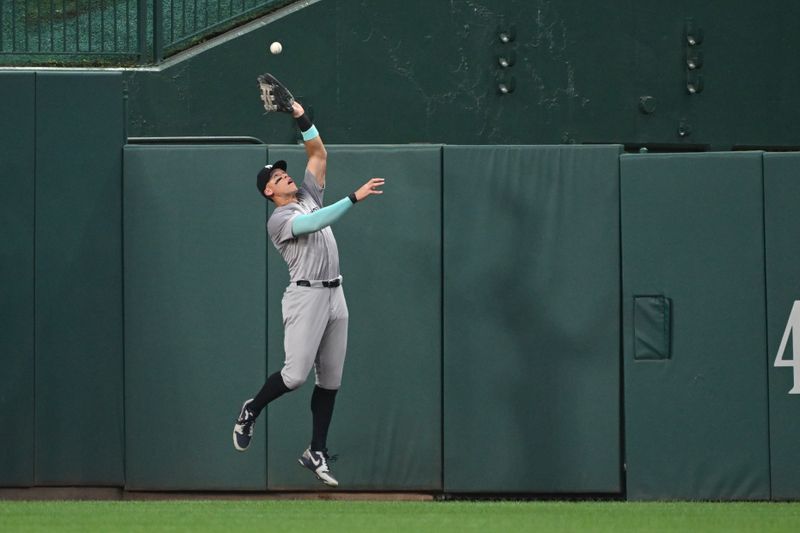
[354,178,385,202]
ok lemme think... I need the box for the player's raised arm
[256,73,326,187]
[292,101,327,188]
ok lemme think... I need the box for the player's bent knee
[280,369,308,390]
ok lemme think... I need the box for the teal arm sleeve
[291,196,355,236]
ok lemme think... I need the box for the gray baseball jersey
[267,170,340,282]
[266,169,348,390]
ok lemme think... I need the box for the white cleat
[233,399,256,452]
[298,447,339,487]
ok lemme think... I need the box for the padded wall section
[621,152,770,500]
[0,72,35,487]
[265,146,442,490]
[443,145,622,493]
[124,145,268,490]
[34,72,125,485]
[763,153,800,500]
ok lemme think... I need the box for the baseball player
[233,74,384,488]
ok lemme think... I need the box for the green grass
[2,500,800,532]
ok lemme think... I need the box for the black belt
[296,279,340,288]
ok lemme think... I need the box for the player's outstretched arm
[291,177,385,237]
[292,101,327,188]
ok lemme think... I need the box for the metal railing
[0,0,291,65]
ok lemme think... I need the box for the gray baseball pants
[280,283,349,390]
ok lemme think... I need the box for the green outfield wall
[1,71,125,487]
[123,145,269,490]
[0,72,36,487]
[36,73,126,485]
[2,71,800,497]
[763,154,800,500]
[125,0,800,150]
[443,145,622,493]
[620,153,770,500]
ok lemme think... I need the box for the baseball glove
[257,73,295,113]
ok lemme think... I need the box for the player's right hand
[354,178,385,202]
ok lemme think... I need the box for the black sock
[310,386,338,452]
[249,371,291,417]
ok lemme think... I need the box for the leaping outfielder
[233,74,385,488]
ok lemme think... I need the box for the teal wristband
[301,125,319,141]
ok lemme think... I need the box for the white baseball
[270,41,282,55]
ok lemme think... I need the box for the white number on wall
[775,300,800,394]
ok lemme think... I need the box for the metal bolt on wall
[495,22,516,95]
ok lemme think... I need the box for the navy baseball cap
[256,160,287,196]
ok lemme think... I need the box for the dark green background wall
[763,154,800,501]
[4,127,800,497]
[126,0,800,149]
[0,72,35,487]
[0,72,125,487]
[443,146,622,493]
[123,145,268,490]
[34,72,126,486]
[620,153,770,500]
[3,9,800,495]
